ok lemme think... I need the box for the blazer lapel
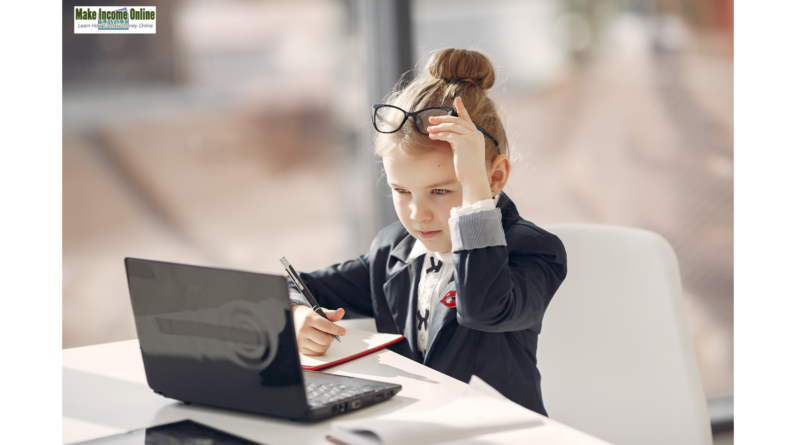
[423,279,458,364]
[382,235,424,363]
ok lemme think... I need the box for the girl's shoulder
[504,218,566,256]
[499,197,566,260]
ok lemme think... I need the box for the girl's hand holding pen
[427,96,493,207]
[292,305,346,356]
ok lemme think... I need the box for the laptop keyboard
[305,382,381,408]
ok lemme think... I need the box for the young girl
[288,48,567,416]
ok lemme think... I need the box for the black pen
[280,257,341,343]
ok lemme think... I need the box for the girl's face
[383,148,463,253]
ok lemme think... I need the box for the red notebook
[298,328,405,371]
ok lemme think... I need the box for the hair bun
[426,48,496,91]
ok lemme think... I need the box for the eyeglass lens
[373,106,405,133]
[414,108,450,134]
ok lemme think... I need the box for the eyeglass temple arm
[473,123,500,151]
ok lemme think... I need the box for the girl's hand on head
[291,304,346,356]
[427,97,493,206]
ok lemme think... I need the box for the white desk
[63,321,609,445]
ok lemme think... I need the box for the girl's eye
[395,188,409,194]
[432,189,450,195]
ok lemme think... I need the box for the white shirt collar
[408,239,454,264]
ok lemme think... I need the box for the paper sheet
[329,376,545,445]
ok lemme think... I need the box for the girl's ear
[487,154,511,195]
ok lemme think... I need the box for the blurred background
[62,0,733,440]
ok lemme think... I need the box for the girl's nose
[410,201,432,222]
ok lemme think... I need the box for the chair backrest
[537,224,712,445]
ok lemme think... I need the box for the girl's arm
[451,211,567,332]
[427,96,493,207]
[428,96,567,332]
[288,254,374,318]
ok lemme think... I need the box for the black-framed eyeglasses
[372,105,500,152]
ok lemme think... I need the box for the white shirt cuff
[450,197,496,218]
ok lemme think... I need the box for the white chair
[537,224,712,445]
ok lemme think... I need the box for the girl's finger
[428,114,475,129]
[428,115,461,123]
[453,97,473,124]
[427,122,470,134]
[305,326,334,346]
[312,315,346,337]
[300,338,327,355]
[429,132,463,144]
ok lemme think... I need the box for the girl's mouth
[418,230,441,239]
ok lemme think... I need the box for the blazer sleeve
[287,254,375,318]
[450,209,567,332]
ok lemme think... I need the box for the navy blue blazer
[289,194,567,415]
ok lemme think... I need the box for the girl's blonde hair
[374,48,508,162]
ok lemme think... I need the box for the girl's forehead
[383,148,457,183]
[384,147,453,165]
[384,149,452,170]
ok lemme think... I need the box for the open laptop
[124,257,401,421]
